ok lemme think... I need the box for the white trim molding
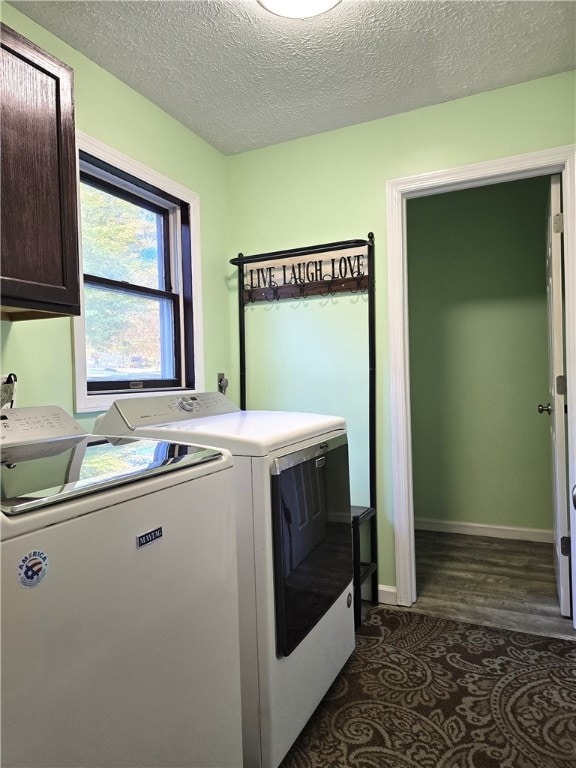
[387,145,576,611]
[415,518,554,544]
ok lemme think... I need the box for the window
[73,134,204,412]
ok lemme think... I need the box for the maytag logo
[137,527,163,549]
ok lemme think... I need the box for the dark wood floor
[401,530,576,641]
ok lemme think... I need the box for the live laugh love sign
[237,243,370,303]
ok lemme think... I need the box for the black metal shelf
[352,505,378,628]
[231,234,376,512]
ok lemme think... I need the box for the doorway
[386,146,576,629]
[407,178,554,615]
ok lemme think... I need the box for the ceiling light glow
[257,0,342,19]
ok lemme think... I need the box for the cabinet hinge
[560,536,571,557]
[553,212,564,234]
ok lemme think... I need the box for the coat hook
[291,277,307,299]
[265,280,280,302]
[320,275,336,297]
[350,272,366,294]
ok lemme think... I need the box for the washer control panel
[0,406,87,446]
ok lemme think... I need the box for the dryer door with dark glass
[271,434,352,657]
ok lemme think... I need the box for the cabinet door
[1,24,80,319]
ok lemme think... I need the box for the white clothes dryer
[95,393,356,768]
[1,406,242,768]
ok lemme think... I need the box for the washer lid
[1,436,222,515]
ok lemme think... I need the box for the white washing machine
[95,392,356,768]
[1,406,243,768]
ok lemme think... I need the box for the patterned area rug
[280,607,576,768]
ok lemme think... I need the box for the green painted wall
[0,2,231,427]
[1,1,574,589]
[407,178,552,531]
[244,295,371,507]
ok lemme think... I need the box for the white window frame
[73,132,205,413]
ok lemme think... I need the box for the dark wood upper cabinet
[1,23,80,320]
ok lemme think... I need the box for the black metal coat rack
[230,233,376,509]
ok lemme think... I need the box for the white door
[545,174,571,617]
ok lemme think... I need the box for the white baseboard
[360,581,398,604]
[377,585,397,605]
[415,518,554,544]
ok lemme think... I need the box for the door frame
[387,145,576,614]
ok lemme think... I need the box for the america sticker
[17,550,49,589]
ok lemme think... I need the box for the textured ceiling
[9,0,576,155]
